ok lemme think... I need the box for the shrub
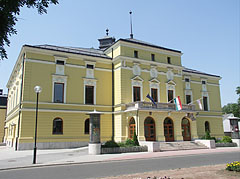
[201,131,213,140]
[222,136,232,143]
[102,140,119,148]
[125,138,135,146]
[133,131,140,146]
[226,161,240,172]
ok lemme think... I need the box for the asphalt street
[0,151,239,179]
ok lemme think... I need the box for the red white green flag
[174,96,182,111]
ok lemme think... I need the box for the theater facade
[4,34,223,150]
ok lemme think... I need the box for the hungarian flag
[174,96,182,111]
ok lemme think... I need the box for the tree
[0,0,58,60]
[222,86,240,117]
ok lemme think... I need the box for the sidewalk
[0,146,239,171]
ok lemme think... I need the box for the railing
[126,101,195,111]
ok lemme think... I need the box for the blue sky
[0,0,239,106]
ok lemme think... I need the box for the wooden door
[164,118,174,142]
[144,117,156,141]
[129,118,136,139]
[182,118,191,141]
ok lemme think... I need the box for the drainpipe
[111,48,115,141]
[15,53,25,151]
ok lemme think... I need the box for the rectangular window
[85,86,94,104]
[151,88,158,102]
[168,90,174,103]
[133,86,141,102]
[167,57,171,64]
[54,83,64,103]
[56,60,65,65]
[202,80,206,84]
[134,50,138,58]
[203,96,208,111]
[185,78,190,82]
[151,54,155,61]
[186,95,191,104]
[86,64,94,69]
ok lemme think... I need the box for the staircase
[159,141,208,151]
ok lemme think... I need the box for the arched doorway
[144,117,156,141]
[205,121,210,133]
[182,118,191,141]
[164,118,174,142]
[129,118,136,139]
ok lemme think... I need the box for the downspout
[111,48,115,141]
[15,53,25,151]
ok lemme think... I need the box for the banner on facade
[146,94,157,106]
[197,99,203,110]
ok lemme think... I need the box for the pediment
[166,80,176,86]
[149,78,160,84]
[131,75,144,81]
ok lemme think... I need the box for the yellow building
[5,34,223,150]
[0,90,7,143]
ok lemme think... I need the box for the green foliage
[101,140,119,148]
[226,161,240,172]
[0,0,59,60]
[125,138,135,146]
[133,131,140,146]
[222,103,240,118]
[222,136,232,143]
[201,131,216,141]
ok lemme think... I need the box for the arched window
[129,117,136,139]
[53,118,63,134]
[205,121,210,133]
[84,118,90,134]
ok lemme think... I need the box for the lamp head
[34,86,42,93]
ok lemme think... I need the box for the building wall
[0,108,6,142]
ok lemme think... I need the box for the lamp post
[33,86,42,164]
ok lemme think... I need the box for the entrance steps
[159,141,208,151]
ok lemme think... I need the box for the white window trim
[85,60,96,68]
[132,80,143,102]
[149,81,160,102]
[202,92,210,111]
[166,82,176,103]
[52,75,68,103]
[83,78,97,105]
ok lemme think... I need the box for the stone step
[159,141,208,151]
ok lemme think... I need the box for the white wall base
[195,140,216,149]
[88,143,101,155]
[139,141,160,152]
[232,139,240,147]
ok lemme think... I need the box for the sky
[0,0,239,106]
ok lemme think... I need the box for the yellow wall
[0,108,6,142]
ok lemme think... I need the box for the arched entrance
[164,118,174,142]
[129,118,136,139]
[144,117,156,141]
[182,118,191,141]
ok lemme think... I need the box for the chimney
[98,29,115,50]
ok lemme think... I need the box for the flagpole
[188,97,203,105]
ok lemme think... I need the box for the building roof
[24,44,112,59]
[183,67,221,78]
[117,38,182,53]
[223,113,240,120]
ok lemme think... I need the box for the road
[0,151,239,179]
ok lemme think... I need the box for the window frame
[186,94,192,104]
[167,57,171,64]
[134,50,138,58]
[133,86,141,102]
[151,54,155,61]
[85,85,94,105]
[168,89,174,103]
[84,118,90,134]
[203,96,209,111]
[54,82,64,103]
[52,118,63,135]
[151,88,158,103]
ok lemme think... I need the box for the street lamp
[33,86,42,164]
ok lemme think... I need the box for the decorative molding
[133,63,141,76]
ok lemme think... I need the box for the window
[151,88,158,102]
[134,50,138,58]
[185,78,190,82]
[203,96,208,111]
[85,86,94,104]
[84,118,90,134]
[133,86,141,102]
[186,95,191,104]
[205,121,210,132]
[54,83,64,103]
[56,60,65,65]
[167,57,171,64]
[151,54,155,61]
[53,118,63,134]
[202,80,206,84]
[86,64,94,69]
[168,90,174,103]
